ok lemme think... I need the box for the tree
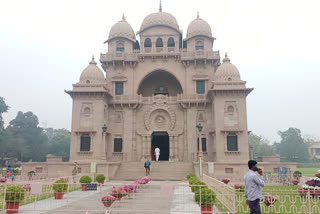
[248,133,274,160]
[6,111,48,162]
[276,127,309,162]
[45,128,70,158]
[0,97,9,132]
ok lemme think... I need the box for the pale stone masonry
[65,9,252,170]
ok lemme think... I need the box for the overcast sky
[0,0,319,142]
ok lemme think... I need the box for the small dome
[107,16,136,43]
[139,12,179,34]
[79,56,105,84]
[215,54,241,81]
[187,15,213,40]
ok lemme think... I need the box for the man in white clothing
[154,147,160,161]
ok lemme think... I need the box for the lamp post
[101,124,107,160]
[196,123,203,177]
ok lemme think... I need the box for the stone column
[141,136,145,161]
[174,136,178,161]
[146,136,151,159]
[169,136,174,161]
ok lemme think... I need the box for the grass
[0,183,81,210]
[297,168,319,177]
[234,186,320,214]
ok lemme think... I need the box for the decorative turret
[79,56,105,84]
[215,53,241,82]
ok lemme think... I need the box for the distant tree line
[249,127,318,163]
[0,97,70,163]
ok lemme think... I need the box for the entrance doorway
[151,132,169,161]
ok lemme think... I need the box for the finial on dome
[223,52,231,63]
[159,0,162,12]
[197,11,199,18]
[122,13,126,21]
[89,55,97,65]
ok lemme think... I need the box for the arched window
[167,37,175,47]
[195,39,204,50]
[156,38,163,47]
[116,41,124,52]
[144,38,152,47]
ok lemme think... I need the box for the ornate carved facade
[66,8,253,165]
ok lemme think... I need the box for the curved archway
[137,70,183,96]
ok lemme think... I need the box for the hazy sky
[0,0,319,142]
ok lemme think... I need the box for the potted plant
[0,177,7,183]
[221,178,230,184]
[234,184,245,192]
[27,171,35,180]
[80,175,92,191]
[95,174,106,185]
[101,195,117,207]
[292,178,299,185]
[293,170,302,179]
[5,185,26,213]
[194,187,216,214]
[263,193,279,206]
[53,179,68,199]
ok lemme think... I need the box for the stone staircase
[112,161,194,181]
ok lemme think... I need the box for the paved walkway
[1,181,203,214]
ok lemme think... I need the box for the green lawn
[0,184,81,209]
[297,168,319,177]
[234,186,320,214]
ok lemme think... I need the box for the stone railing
[181,50,220,60]
[177,94,208,103]
[110,94,209,105]
[111,152,125,161]
[101,50,219,62]
[100,52,138,62]
[202,174,236,213]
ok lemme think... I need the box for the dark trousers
[145,167,150,176]
[248,199,261,214]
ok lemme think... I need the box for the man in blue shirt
[144,159,151,176]
[244,160,265,214]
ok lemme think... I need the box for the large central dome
[138,12,180,34]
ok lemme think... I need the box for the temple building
[65,7,253,176]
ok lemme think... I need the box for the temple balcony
[109,94,210,108]
[181,50,220,61]
[100,52,139,63]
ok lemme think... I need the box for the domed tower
[137,5,181,53]
[105,15,136,53]
[186,13,215,52]
[209,53,253,165]
[66,56,111,162]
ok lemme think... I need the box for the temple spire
[159,0,162,12]
[122,13,126,21]
[197,11,199,18]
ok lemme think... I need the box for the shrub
[194,187,216,207]
[187,173,196,180]
[5,185,26,202]
[293,171,302,179]
[80,175,92,184]
[188,176,206,192]
[96,174,106,182]
[53,180,68,192]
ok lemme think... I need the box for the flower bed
[101,176,152,207]
[298,174,320,197]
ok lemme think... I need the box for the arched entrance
[151,132,169,161]
[138,70,183,96]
